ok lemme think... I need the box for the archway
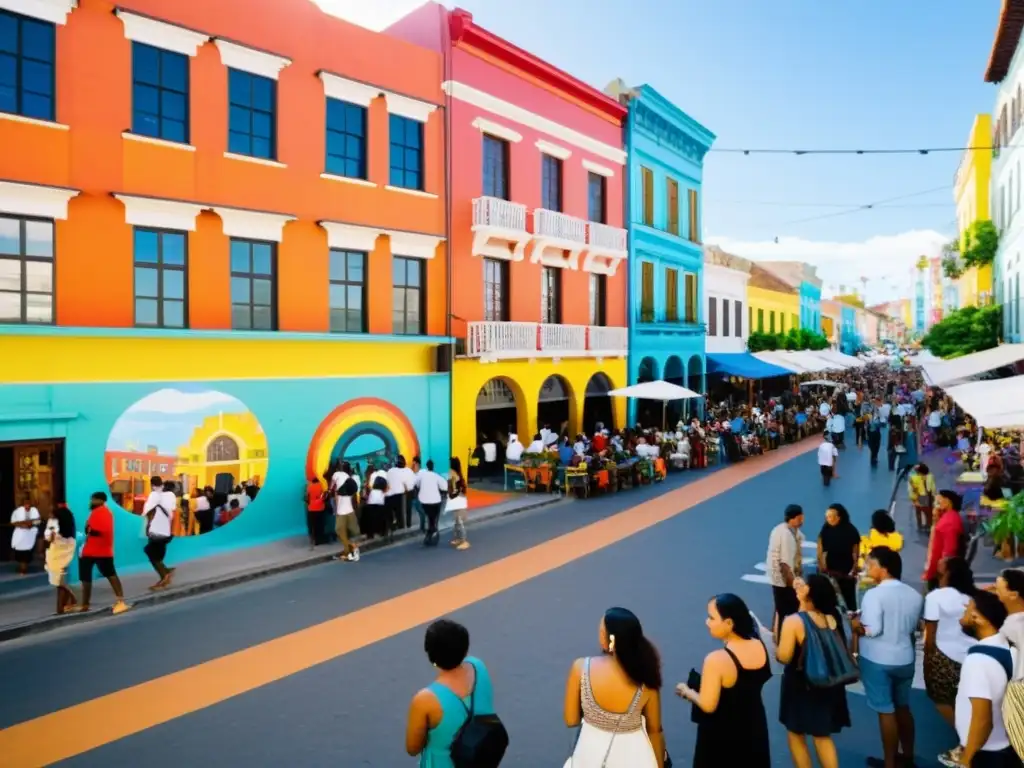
[634,356,660,427]
[205,434,241,491]
[537,374,574,441]
[582,372,615,434]
[663,356,685,427]
[687,354,705,420]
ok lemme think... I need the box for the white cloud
[126,388,239,415]
[310,0,441,31]
[707,229,948,303]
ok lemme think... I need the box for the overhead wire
[709,145,998,155]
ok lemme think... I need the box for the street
[0,441,950,767]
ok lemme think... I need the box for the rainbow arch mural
[305,398,420,479]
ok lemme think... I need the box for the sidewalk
[0,491,561,643]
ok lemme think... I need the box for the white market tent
[753,350,847,373]
[608,380,702,429]
[801,379,841,387]
[816,349,866,368]
[945,376,1024,430]
[921,344,1024,387]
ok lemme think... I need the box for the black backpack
[338,477,358,497]
[450,667,508,768]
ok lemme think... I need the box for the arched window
[206,435,240,463]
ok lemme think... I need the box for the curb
[0,494,564,645]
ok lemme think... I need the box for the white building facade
[703,246,752,353]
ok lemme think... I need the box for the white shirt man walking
[10,497,40,575]
[817,434,839,486]
[142,476,176,590]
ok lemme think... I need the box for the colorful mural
[305,398,420,481]
[105,387,268,536]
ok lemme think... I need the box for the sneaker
[456,541,470,550]
[112,601,131,615]
[345,553,355,561]
[352,550,360,562]
[937,746,963,767]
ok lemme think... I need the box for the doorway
[0,439,66,564]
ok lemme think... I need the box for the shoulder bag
[798,612,860,688]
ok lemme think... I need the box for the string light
[710,145,1000,156]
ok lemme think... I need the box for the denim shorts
[859,656,915,714]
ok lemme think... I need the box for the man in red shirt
[924,489,965,588]
[75,491,130,615]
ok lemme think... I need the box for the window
[541,154,562,211]
[392,255,424,335]
[757,307,764,332]
[684,272,698,323]
[640,261,654,322]
[665,268,679,322]
[770,311,775,333]
[328,249,366,333]
[749,305,753,334]
[389,114,423,191]
[666,178,679,235]
[792,313,799,329]
[133,228,186,328]
[482,135,509,200]
[641,167,654,226]
[708,296,717,336]
[230,239,276,330]
[326,99,368,179]
[722,298,730,336]
[588,172,606,223]
[780,313,785,333]
[0,10,55,120]
[687,188,700,242]
[483,257,508,321]
[541,266,561,324]
[735,301,743,337]
[228,68,275,159]
[0,215,53,323]
[589,273,606,326]
[131,42,188,143]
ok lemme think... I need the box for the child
[858,509,904,586]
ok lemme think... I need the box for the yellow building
[954,114,994,306]
[176,411,270,492]
[747,265,800,336]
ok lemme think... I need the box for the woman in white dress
[563,607,664,767]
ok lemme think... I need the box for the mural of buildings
[612,80,715,420]
[953,113,993,308]
[0,0,452,574]
[758,262,823,333]
[391,6,629,463]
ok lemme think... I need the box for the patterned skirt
[924,646,961,706]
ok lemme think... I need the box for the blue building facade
[800,281,822,334]
[839,305,859,354]
[621,85,715,423]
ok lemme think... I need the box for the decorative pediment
[634,103,708,162]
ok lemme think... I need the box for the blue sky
[322,0,1003,301]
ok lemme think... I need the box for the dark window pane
[135,298,158,325]
[252,278,272,305]
[251,137,271,159]
[161,118,186,143]
[0,15,16,54]
[252,76,273,111]
[133,43,160,86]
[405,258,420,285]
[230,240,250,272]
[163,269,184,299]
[229,69,251,107]
[21,92,51,120]
[22,19,54,59]
[346,285,362,311]
[0,54,13,86]
[328,283,345,309]
[134,112,159,137]
[389,167,403,187]
[161,90,185,120]
[231,304,251,329]
[252,305,273,330]
[162,299,185,327]
[134,83,159,116]
[231,276,250,304]
[21,60,51,95]
[162,234,185,265]
[346,105,364,134]
[251,244,272,274]
[134,229,159,263]
[134,267,159,298]
[161,51,188,92]
[328,252,346,282]
[0,83,14,113]
[228,131,251,155]
[252,111,272,139]
[229,105,250,133]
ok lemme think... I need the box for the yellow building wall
[176,411,270,490]
[746,286,800,335]
[452,357,627,467]
[955,114,993,306]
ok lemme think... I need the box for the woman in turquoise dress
[406,619,496,767]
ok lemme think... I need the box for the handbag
[446,494,468,513]
[797,612,860,688]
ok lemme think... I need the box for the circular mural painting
[104,387,268,536]
[305,398,419,480]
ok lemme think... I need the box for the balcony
[530,208,588,270]
[471,196,530,261]
[464,321,627,360]
[583,222,628,275]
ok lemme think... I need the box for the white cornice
[319,221,381,252]
[319,72,381,107]
[384,230,443,260]
[211,206,294,243]
[536,140,571,160]
[386,93,436,123]
[0,0,76,25]
[0,180,78,220]
[472,118,521,143]
[114,194,203,231]
[443,80,626,165]
[214,39,291,80]
[115,10,209,57]
[582,159,615,177]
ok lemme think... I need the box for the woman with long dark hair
[563,607,664,767]
[676,593,770,766]
[776,574,850,768]
[447,457,469,551]
[817,503,860,609]
[44,503,77,614]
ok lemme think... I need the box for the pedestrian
[767,504,805,642]
[851,547,924,768]
[386,455,414,531]
[676,593,771,767]
[776,574,851,768]
[43,502,77,614]
[867,397,884,467]
[193,487,214,534]
[924,490,966,590]
[923,557,976,764]
[447,457,469,551]
[952,591,1019,768]
[411,456,425,532]
[564,607,664,766]
[416,459,447,547]
[405,619,507,767]
[829,411,846,450]
[817,433,839,486]
[816,503,860,610]
[73,491,130,615]
[9,496,40,575]
[887,415,905,472]
[331,461,361,562]
[304,475,326,550]
[908,463,937,530]
[142,476,176,591]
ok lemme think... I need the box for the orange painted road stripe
[0,441,815,766]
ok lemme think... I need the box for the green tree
[961,220,999,269]
[922,304,1002,358]
[941,239,963,280]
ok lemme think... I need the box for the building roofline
[449,8,627,122]
[631,84,716,147]
[985,0,1024,83]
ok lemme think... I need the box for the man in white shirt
[829,411,846,450]
[954,591,1018,768]
[767,504,804,641]
[10,498,40,575]
[505,434,524,463]
[525,433,546,454]
[386,456,417,530]
[415,459,448,546]
[142,477,177,589]
[540,424,559,448]
[817,434,839,486]
[331,461,361,562]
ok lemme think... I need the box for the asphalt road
[0,442,950,767]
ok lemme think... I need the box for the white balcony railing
[534,208,587,244]
[588,222,627,253]
[472,197,527,231]
[465,321,627,358]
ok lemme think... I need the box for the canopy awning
[945,376,1024,429]
[815,349,866,368]
[608,380,702,401]
[921,344,1024,387]
[706,352,791,379]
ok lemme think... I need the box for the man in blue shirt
[852,546,924,768]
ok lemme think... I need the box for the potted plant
[984,496,1024,561]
